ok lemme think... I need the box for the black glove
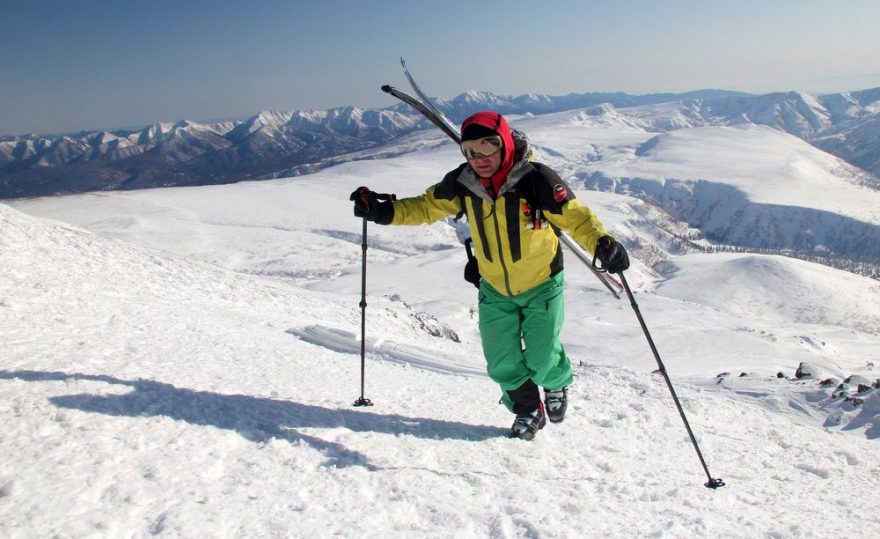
[463,238,481,288]
[595,235,630,274]
[350,186,394,224]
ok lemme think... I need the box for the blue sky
[2,0,879,135]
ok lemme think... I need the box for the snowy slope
[657,253,880,331]
[601,125,877,221]
[3,199,880,538]
[4,107,880,536]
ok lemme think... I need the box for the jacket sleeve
[530,164,609,255]
[389,166,465,226]
[390,183,463,226]
[546,199,609,256]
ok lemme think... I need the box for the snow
[620,125,875,219]
[3,107,880,537]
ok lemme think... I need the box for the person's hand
[595,235,629,273]
[350,187,394,224]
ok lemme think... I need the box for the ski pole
[353,192,395,407]
[618,272,724,488]
[592,258,724,488]
[354,215,373,407]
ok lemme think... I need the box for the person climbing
[350,111,629,440]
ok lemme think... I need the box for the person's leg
[478,281,536,412]
[521,272,573,391]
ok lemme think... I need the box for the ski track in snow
[287,325,487,378]
[3,105,880,537]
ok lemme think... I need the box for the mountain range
[2,86,878,199]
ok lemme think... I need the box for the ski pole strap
[591,248,607,273]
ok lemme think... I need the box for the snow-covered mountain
[0,107,421,198]
[627,88,880,178]
[0,87,800,199]
[2,121,879,534]
[2,87,879,200]
[574,123,880,266]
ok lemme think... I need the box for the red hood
[461,111,515,196]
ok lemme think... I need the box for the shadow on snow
[0,369,507,469]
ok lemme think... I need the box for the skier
[350,111,629,440]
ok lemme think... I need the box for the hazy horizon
[3,0,880,136]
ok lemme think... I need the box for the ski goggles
[460,135,502,159]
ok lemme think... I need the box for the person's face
[467,149,502,178]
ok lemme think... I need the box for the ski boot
[544,387,568,423]
[509,401,547,441]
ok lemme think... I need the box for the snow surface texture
[3,106,880,537]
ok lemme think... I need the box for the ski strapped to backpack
[381,64,623,299]
[380,84,460,143]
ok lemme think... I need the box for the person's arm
[528,164,609,254]
[389,184,462,225]
[545,198,609,256]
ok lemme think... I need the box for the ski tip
[381,84,393,93]
[400,57,406,68]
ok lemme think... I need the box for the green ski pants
[478,272,573,412]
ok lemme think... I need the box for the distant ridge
[1,87,878,199]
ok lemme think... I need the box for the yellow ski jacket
[390,134,609,296]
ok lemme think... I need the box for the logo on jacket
[553,184,568,203]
